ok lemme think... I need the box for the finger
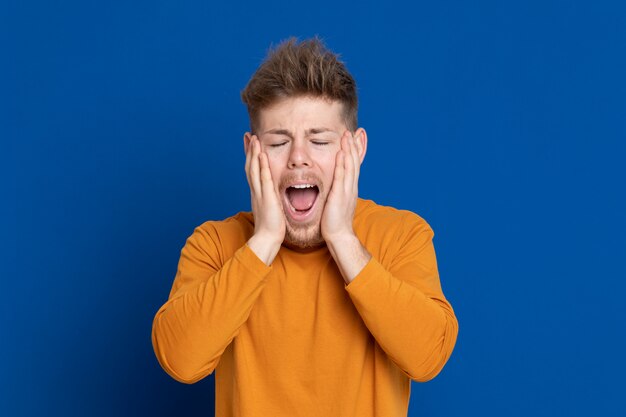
[245,135,254,184]
[342,135,354,193]
[332,149,345,193]
[259,151,275,199]
[342,130,351,148]
[350,132,360,173]
[349,133,360,190]
[249,137,262,195]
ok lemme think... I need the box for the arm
[151,227,272,384]
[152,134,285,383]
[340,219,458,382]
[322,131,458,382]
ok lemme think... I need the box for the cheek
[320,156,338,186]
[264,153,285,182]
[312,146,339,165]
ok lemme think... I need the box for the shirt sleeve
[151,223,272,384]
[344,214,459,382]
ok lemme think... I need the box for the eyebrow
[262,127,334,137]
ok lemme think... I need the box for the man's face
[245,96,363,249]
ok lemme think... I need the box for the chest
[245,251,369,346]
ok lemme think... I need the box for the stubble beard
[283,219,324,249]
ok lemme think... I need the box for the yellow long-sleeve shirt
[152,198,458,417]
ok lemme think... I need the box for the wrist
[324,230,357,252]
[324,232,371,284]
[248,232,283,265]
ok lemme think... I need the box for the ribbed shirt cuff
[344,256,384,293]
[238,243,273,278]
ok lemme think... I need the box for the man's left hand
[321,130,363,244]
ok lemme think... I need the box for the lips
[281,181,321,222]
[286,184,318,210]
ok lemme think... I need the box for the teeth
[291,184,315,189]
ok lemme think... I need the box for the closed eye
[269,142,288,148]
[312,141,330,146]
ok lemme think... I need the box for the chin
[283,222,325,249]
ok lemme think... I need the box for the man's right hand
[244,134,285,265]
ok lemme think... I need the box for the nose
[287,140,312,169]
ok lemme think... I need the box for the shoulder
[354,198,434,263]
[355,198,433,236]
[195,211,255,240]
[185,211,255,262]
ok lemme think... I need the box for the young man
[152,37,458,417]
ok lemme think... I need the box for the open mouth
[284,184,320,220]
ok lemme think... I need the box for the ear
[353,127,368,164]
[243,132,254,154]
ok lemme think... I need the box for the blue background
[2,0,625,416]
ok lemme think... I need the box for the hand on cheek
[321,130,362,243]
[245,135,286,264]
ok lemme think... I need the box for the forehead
[257,96,346,133]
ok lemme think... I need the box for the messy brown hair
[241,36,358,134]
